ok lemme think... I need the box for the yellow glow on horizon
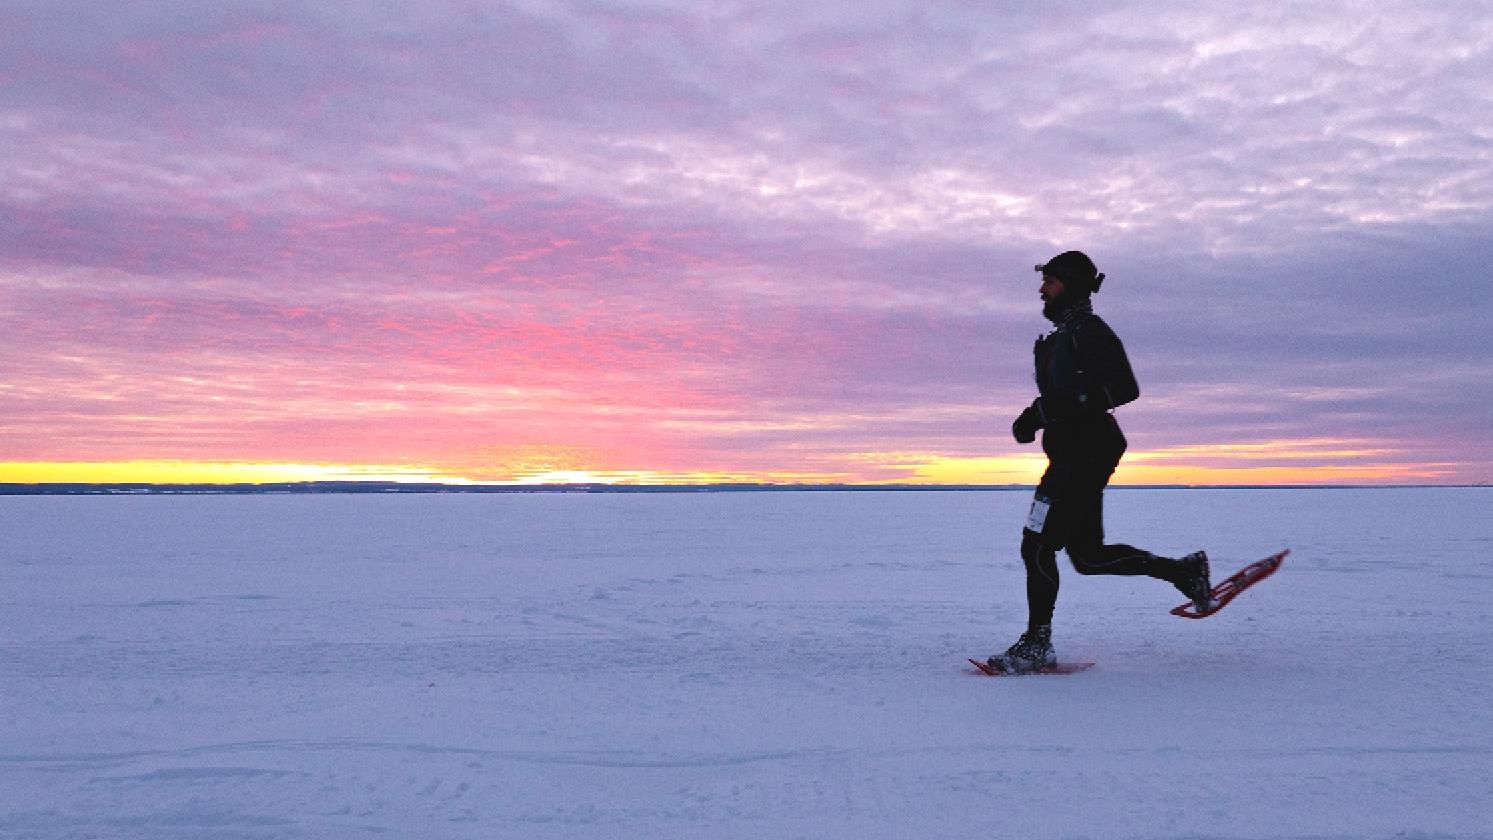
[875,455,1442,487]
[879,454,1047,485]
[0,461,854,486]
[0,435,1464,488]
[860,436,1458,486]
[511,468,855,485]
[1111,461,1457,485]
[1123,439,1398,463]
[1108,437,1457,485]
[0,461,457,485]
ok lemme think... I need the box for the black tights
[1021,455,1183,629]
[1021,530,1180,628]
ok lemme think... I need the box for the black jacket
[1031,307,1139,460]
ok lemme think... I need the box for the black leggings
[1021,458,1182,628]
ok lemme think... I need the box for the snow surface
[2,488,1490,839]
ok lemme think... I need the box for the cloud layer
[3,1,1491,482]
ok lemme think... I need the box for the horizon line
[1,480,1487,496]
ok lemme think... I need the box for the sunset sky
[3,2,1491,485]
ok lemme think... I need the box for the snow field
[2,489,1490,839]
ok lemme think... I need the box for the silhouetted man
[986,251,1213,673]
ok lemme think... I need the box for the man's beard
[1043,290,1087,322]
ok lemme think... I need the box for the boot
[987,624,1056,674]
[1173,551,1215,611]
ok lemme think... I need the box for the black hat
[1036,250,1105,294]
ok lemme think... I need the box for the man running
[986,250,1213,674]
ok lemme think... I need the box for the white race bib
[1024,497,1051,533]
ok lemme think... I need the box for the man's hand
[1012,400,1043,444]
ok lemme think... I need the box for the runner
[986,251,1213,674]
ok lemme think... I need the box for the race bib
[1024,496,1051,533]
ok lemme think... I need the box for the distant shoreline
[0,482,1485,495]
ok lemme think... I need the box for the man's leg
[1021,525,1061,629]
[1069,540,1186,578]
[988,502,1061,673]
[1017,461,1078,630]
[1059,463,1206,587]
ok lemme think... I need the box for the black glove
[1012,400,1043,444]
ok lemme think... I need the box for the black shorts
[1025,456,1120,551]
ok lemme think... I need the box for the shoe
[1174,551,1215,611]
[986,624,1056,674]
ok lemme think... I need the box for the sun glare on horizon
[0,436,1469,488]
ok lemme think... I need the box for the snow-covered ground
[2,488,1489,839]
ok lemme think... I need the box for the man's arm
[1080,318,1139,411]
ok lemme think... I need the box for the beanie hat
[1035,250,1105,294]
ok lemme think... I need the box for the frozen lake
[2,488,1490,839]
